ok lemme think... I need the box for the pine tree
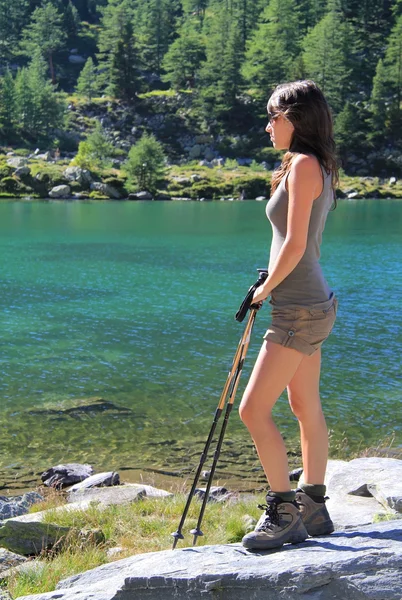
[134,0,181,77]
[14,68,35,135]
[0,71,16,137]
[339,0,395,93]
[0,0,28,65]
[182,0,208,23]
[76,57,100,101]
[97,0,141,101]
[109,20,141,101]
[20,1,67,84]
[198,4,244,119]
[385,15,402,116]
[302,0,354,112]
[14,51,65,138]
[334,102,368,164]
[367,58,388,142]
[162,24,205,89]
[242,0,301,99]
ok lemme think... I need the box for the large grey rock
[301,458,402,529]
[90,182,121,199]
[63,167,93,187]
[329,457,402,513]
[67,471,120,493]
[67,483,172,507]
[130,190,153,200]
[6,157,28,169]
[10,484,172,524]
[0,519,71,555]
[0,492,43,520]
[14,166,31,177]
[16,521,402,599]
[41,463,93,488]
[0,548,26,575]
[48,185,71,199]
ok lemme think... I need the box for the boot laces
[256,502,281,530]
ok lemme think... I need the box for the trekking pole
[172,269,268,549]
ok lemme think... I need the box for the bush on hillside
[124,133,166,193]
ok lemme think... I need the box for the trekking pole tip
[171,530,184,550]
[190,528,204,546]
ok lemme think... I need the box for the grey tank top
[266,164,333,307]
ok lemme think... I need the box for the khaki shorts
[263,294,338,356]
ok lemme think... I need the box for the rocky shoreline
[0,457,401,599]
[1,154,401,202]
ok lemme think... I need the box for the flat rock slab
[67,483,173,506]
[10,484,172,524]
[17,521,402,600]
[325,457,402,528]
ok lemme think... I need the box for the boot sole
[242,528,308,550]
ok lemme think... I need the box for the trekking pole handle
[235,269,268,323]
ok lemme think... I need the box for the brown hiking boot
[242,496,308,550]
[295,489,334,536]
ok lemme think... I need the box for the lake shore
[1,154,401,201]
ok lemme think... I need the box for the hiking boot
[242,495,308,550]
[295,489,334,537]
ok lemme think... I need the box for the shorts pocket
[308,304,336,336]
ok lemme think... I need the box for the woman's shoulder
[289,153,323,182]
[291,153,321,171]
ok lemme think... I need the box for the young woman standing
[240,80,338,550]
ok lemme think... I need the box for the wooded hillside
[0,1,401,175]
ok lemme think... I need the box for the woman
[240,80,338,551]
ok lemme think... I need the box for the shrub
[233,175,270,199]
[124,133,166,193]
[72,121,114,170]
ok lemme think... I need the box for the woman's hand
[251,285,270,306]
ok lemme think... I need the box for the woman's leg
[287,348,328,485]
[239,340,305,492]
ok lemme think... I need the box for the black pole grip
[235,269,268,322]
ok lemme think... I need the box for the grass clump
[5,493,263,597]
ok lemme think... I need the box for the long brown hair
[268,80,339,197]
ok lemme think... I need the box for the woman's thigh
[287,348,322,412]
[240,340,305,416]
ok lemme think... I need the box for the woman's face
[265,105,295,151]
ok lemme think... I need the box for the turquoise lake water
[0,199,401,491]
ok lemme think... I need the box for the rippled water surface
[0,199,401,490]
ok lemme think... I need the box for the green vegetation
[4,493,261,597]
[0,0,400,175]
[124,133,167,192]
[72,120,114,169]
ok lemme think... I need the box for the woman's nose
[265,123,272,133]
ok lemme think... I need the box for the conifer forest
[0,0,401,176]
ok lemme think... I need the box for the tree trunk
[49,52,55,85]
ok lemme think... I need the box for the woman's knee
[288,389,323,422]
[239,394,270,428]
